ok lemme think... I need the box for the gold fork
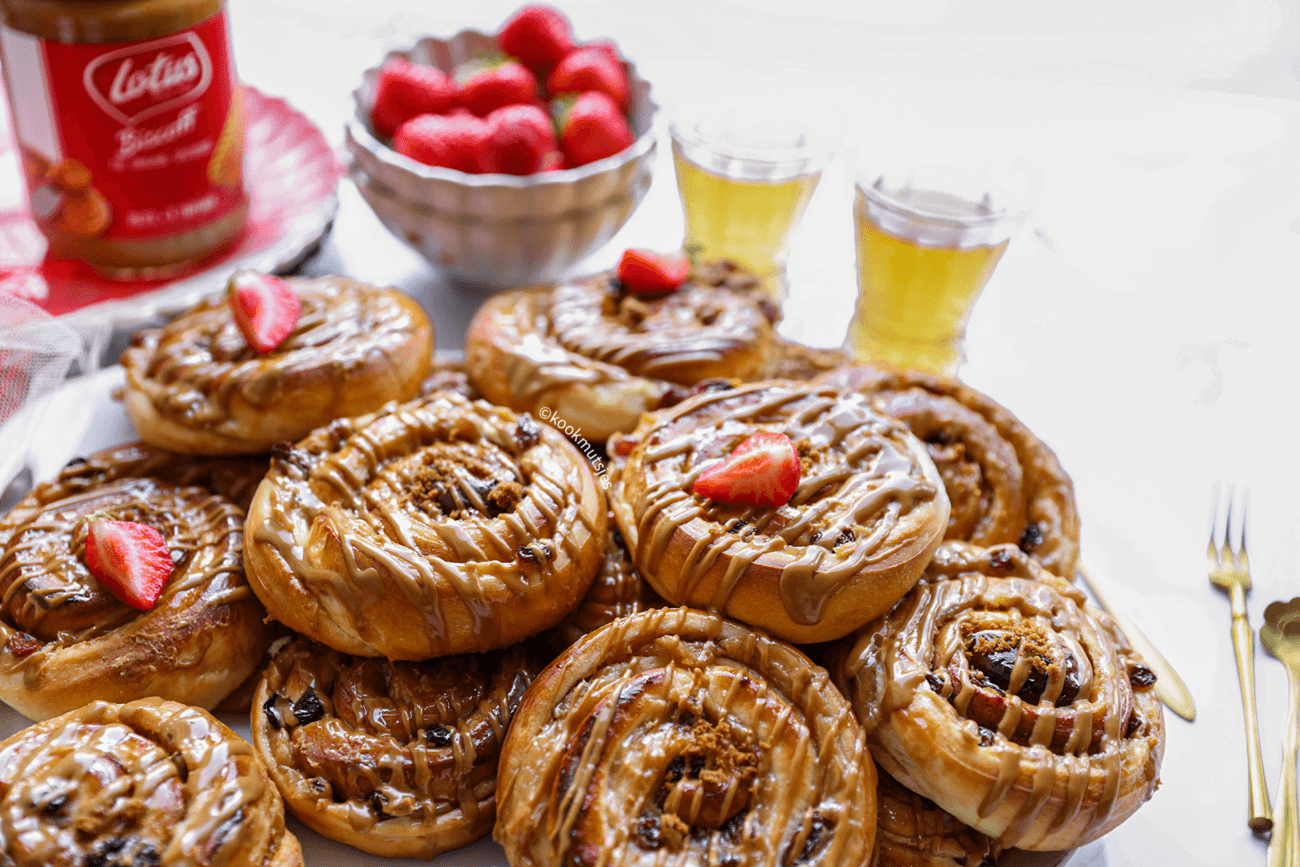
[1261,598,1300,867]
[1209,483,1273,832]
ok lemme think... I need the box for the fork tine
[1209,481,1222,559]
[1238,487,1250,568]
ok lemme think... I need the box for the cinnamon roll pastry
[122,275,434,454]
[496,608,876,867]
[771,338,851,381]
[0,450,273,721]
[464,259,780,443]
[608,381,951,643]
[874,766,1000,867]
[251,637,540,859]
[829,545,1164,851]
[818,364,1079,578]
[243,392,607,659]
[552,514,664,648]
[0,697,302,867]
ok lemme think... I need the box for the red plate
[0,86,341,321]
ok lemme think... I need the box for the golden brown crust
[873,766,1000,867]
[243,392,607,659]
[496,608,876,867]
[829,547,1164,851]
[464,261,780,442]
[770,338,852,381]
[419,354,481,401]
[818,364,1079,578]
[0,449,273,721]
[608,381,950,643]
[251,637,540,859]
[0,698,302,867]
[122,275,434,455]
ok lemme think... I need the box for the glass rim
[855,178,1026,230]
[668,117,830,167]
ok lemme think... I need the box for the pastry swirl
[464,260,780,442]
[122,275,434,454]
[251,637,540,859]
[0,449,273,721]
[609,381,950,643]
[818,365,1080,578]
[243,392,607,659]
[0,697,302,867]
[830,543,1164,850]
[496,607,876,867]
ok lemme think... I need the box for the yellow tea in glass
[670,100,829,298]
[848,169,1026,373]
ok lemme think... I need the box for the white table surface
[5,2,1300,865]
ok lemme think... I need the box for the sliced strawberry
[228,271,301,354]
[497,4,574,73]
[617,249,690,294]
[85,520,173,610]
[692,432,801,508]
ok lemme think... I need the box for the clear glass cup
[670,97,832,299]
[847,164,1032,374]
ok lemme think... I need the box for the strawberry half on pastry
[617,248,690,294]
[693,432,801,508]
[85,519,173,610]
[228,271,301,354]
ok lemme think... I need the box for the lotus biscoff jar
[0,0,247,277]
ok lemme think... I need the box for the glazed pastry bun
[830,543,1164,851]
[0,698,303,867]
[243,392,607,659]
[496,608,876,867]
[0,446,274,720]
[252,637,540,859]
[464,259,781,442]
[609,381,951,643]
[122,274,434,454]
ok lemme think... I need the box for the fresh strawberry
[547,47,629,110]
[617,248,690,294]
[228,271,301,354]
[393,112,489,173]
[481,104,556,175]
[540,149,566,171]
[554,91,633,167]
[455,60,539,118]
[497,4,574,73]
[85,519,172,610]
[370,57,456,139]
[693,432,801,508]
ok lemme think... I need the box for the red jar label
[0,11,244,242]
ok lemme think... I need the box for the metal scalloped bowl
[346,29,657,287]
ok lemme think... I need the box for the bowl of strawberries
[347,4,657,287]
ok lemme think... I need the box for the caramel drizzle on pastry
[0,477,251,647]
[495,608,875,867]
[252,394,602,653]
[254,639,537,838]
[842,569,1161,848]
[819,365,1080,578]
[0,699,289,866]
[481,268,777,404]
[624,383,940,624]
[125,276,427,431]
